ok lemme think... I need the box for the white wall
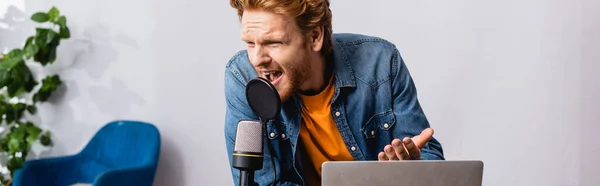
[1,0,598,186]
[581,0,600,185]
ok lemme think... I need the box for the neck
[298,54,333,96]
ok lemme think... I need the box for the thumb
[412,128,434,149]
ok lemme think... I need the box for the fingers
[379,127,435,161]
[378,152,388,161]
[381,139,412,161]
[402,137,421,160]
[412,128,434,149]
[380,144,406,161]
[384,144,398,160]
[392,139,410,160]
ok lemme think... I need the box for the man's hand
[377,128,434,160]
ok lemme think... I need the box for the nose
[250,46,271,68]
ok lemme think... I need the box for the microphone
[232,77,281,186]
[232,120,263,186]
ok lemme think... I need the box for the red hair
[230,0,333,56]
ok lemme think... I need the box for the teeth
[262,71,279,82]
[263,72,272,81]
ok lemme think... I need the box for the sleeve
[389,47,445,160]
[224,65,255,185]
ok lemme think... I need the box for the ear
[309,26,324,52]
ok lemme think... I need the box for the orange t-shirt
[298,76,354,184]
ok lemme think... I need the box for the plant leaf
[0,69,10,89]
[7,48,23,60]
[24,43,39,59]
[56,16,67,28]
[7,82,21,98]
[0,49,24,70]
[59,26,70,39]
[35,28,49,42]
[12,103,27,121]
[40,131,51,146]
[0,57,23,70]
[33,75,62,102]
[0,139,6,152]
[45,29,57,45]
[34,28,49,63]
[12,127,25,140]
[22,68,38,92]
[0,99,7,118]
[47,38,60,64]
[24,36,34,47]
[25,123,42,146]
[24,36,36,59]
[48,7,60,21]
[7,138,19,154]
[33,29,59,65]
[33,28,52,65]
[31,12,49,23]
[26,105,36,114]
[4,102,15,124]
[6,62,30,97]
[7,156,25,176]
[24,37,36,59]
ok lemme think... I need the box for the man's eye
[246,42,255,46]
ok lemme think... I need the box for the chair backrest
[80,120,161,169]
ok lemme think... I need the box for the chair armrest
[21,155,80,168]
[13,155,81,186]
[93,164,157,186]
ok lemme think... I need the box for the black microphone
[232,77,281,186]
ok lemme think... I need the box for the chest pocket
[265,120,291,161]
[360,110,396,158]
[266,120,289,140]
[361,110,396,140]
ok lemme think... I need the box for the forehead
[241,10,296,38]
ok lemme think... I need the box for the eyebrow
[241,34,289,43]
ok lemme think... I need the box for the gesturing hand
[377,128,434,160]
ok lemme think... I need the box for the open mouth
[262,71,283,85]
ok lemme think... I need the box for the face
[240,10,315,102]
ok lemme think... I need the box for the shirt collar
[331,37,357,88]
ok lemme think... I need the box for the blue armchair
[12,120,161,186]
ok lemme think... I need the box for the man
[224,0,444,185]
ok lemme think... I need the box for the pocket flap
[361,110,396,138]
[266,120,289,140]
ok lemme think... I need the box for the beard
[276,57,311,103]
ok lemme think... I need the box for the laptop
[321,160,484,186]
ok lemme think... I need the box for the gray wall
[1,0,598,185]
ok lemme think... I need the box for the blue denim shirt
[224,33,444,186]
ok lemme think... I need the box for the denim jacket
[224,33,444,186]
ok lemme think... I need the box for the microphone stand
[239,170,259,186]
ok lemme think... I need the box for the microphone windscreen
[246,78,281,121]
[234,120,264,153]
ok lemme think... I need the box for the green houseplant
[0,6,69,185]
